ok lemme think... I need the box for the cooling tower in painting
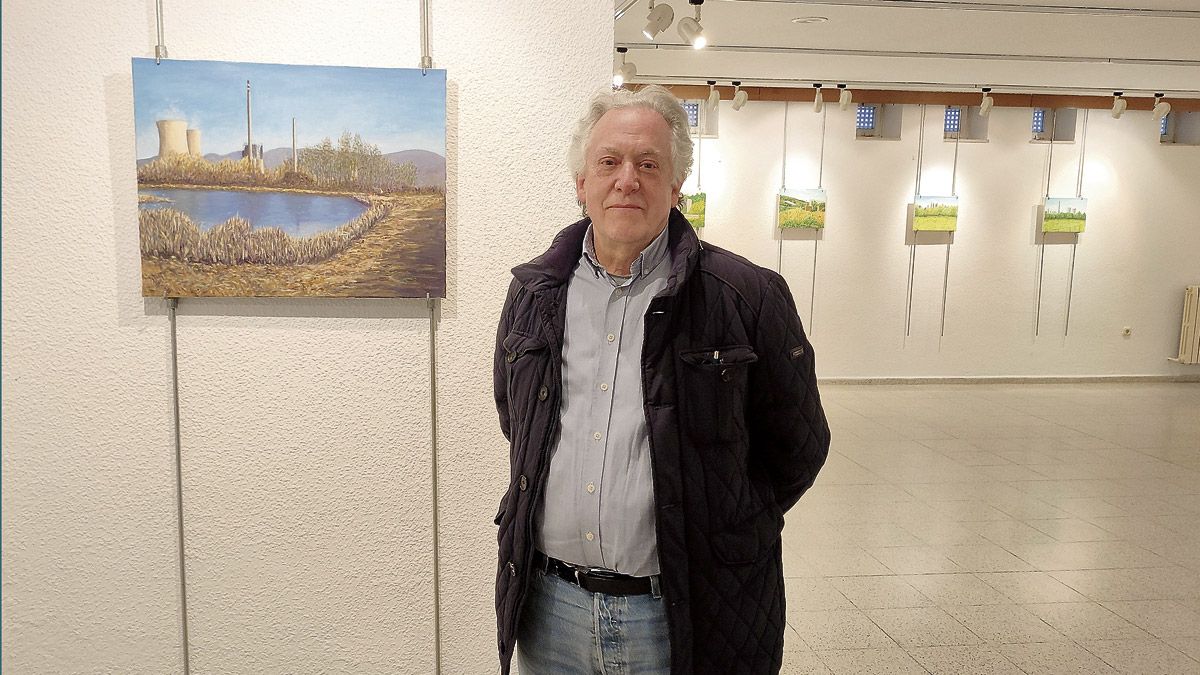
[156,119,188,158]
[186,129,201,156]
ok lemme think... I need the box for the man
[493,85,830,674]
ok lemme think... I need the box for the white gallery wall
[688,100,1200,378]
[2,1,609,673]
[3,2,1199,675]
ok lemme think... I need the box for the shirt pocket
[677,344,758,444]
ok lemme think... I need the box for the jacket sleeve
[494,278,521,442]
[748,274,831,513]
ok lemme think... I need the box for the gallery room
[2,0,1198,673]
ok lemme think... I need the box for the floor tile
[1050,567,1200,602]
[900,573,1011,606]
[906,645,1025,674]
[780,649,833,674]
[998,641,1119,674]
[865,606,982,647]
[1100,600,1200,638]
[1023,601,1152,641]
[975,571,1089,603]
[1165,636,1200,662]
[784,577,855,612]
[1005,541,1171,571]
[1026,517,1118,542]
[814,648,927,674]
[866,546,963,575]
[1080,639,1200,674]
[828,575,932,609]
[799,547,893,577]
[943,604,1064,643]
[943,543,1036,572]
[787,609,897,651]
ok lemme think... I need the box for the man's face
[576,107,681,253]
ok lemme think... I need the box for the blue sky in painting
[132,58,445,159]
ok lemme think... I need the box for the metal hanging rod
[619,43,1200,70]
[728,0,1200,19]
[633,75,1200,100]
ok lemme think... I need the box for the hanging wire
[154,0,168,64]
[778,102,787,273]
[950,108,961,196]
[817,106,827,189]
[419,0,433,72]
[1075,110,1089,198]
[168,298,191,675]
[427,293,442,675]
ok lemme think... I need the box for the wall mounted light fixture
[979,87,994,116]
[731,81,748,110]
[1152,93,1171,121]
[838,84,852,110]
[643,0,674,40]
[613,47,637,88]
[706,80,720,109]
[812,83,824,113]
[677,0,707,49]
[1111,91,1127,119]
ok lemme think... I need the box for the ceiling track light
[1153,92,1171,121]
[642,0,674,41]
[731,80,748,111]
[1111,91,1127,119]
[979,87,994,116]
[678,0,707,50]
[837,83,852,110]
[613,47,637,88]
[706,79,720,108]
[812,83,824,113]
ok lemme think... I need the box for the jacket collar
[512,208,702,296]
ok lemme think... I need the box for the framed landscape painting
[133,58,446,298]
[777,188,826,229]
[1043,197,1087,234]
[911,195,959,232]
[680,192,706,228]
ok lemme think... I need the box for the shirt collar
[581,223,671,286]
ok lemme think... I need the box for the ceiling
[614,0,1200,97]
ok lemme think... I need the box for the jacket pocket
[677,344,757,443]
[502,330,548,362]
[711,502,783,566]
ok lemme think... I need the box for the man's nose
[614,161,639,191]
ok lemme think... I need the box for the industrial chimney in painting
[242,80,264,171]
[155,119,188,158]
[186,129,202,156]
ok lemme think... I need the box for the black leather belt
[534,550,657,596]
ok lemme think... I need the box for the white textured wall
[692,101,1200,378]
[2,1,609,673]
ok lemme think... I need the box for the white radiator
[1177,285,1200,365]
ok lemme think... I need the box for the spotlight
[1153,93,1171,121]
[1111,91,1127,119]
[706,80,719,109]
[812,83,824,113]
[642,1,674,40]
[979,87,994,116]
[612,47,636,88]
[837,84,852,110]
[731,81,748,111]
[678,0,707,49]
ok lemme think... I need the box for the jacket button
[506,352,516,363]
[519,475,528,491]
[538,385,549,401]
[508,561,517,577]
[720,368,731,382]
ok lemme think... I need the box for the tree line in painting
[137,131,421,195]
[778,193,826,229]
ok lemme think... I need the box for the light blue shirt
[536,224,672,577]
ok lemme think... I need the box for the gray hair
[567,85,694,188]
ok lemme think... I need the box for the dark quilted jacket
[493,209,830,674]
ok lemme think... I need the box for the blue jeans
[517,568,671,674]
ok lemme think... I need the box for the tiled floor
[782,383,1200,674]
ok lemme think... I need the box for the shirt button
[593,432,602,440]
[505,353,516,363]
[599,383,609,391]
[586,482,596,494]
[519,475,528,491]
[585,532,595,541]
[607,333,616,342]
[538,385,548,401]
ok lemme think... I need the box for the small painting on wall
[133,57,447,298]
[911,195,959,232]
[777,188,826,229]
[1042,197,1087,233]
[680,192,706,228]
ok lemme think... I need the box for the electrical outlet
[1122,326,1133,337]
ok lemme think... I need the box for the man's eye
[640,162,657,170]
[599,158,617,166]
